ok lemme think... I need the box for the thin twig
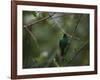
[65,15,83,63]
[67,41,89,65]
[67,15,83,50]
[63,15,83,64]
[25,27,40,49]
[69,15,83,45]
[49,14,71,36]
[49,14,80,40]
[24,13,55,28]
[53,58,60,67]
[72,15,83,34]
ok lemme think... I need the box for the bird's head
[63,33,67,38]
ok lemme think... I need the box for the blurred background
[22,11,89,68]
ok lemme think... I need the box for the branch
[24,13,55,28]
[53,58,60,67]
[25,27,40,49]
[66,41,89,65]
[49,14,70,36]
[49,14,80,40]
[67,15,83,47]
[64,15,83,57]
[72,15,83,35]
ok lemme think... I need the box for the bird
[59,33,69,58]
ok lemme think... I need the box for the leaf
[32,11,37,17]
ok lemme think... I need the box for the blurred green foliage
[23,11,89,68]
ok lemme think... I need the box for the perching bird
[59,33,69,58]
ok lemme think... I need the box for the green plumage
[59,34,69,57]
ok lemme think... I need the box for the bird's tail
[61,48,64,59]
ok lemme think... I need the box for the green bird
[59,33,69,58]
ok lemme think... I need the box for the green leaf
[32,11,37,17]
